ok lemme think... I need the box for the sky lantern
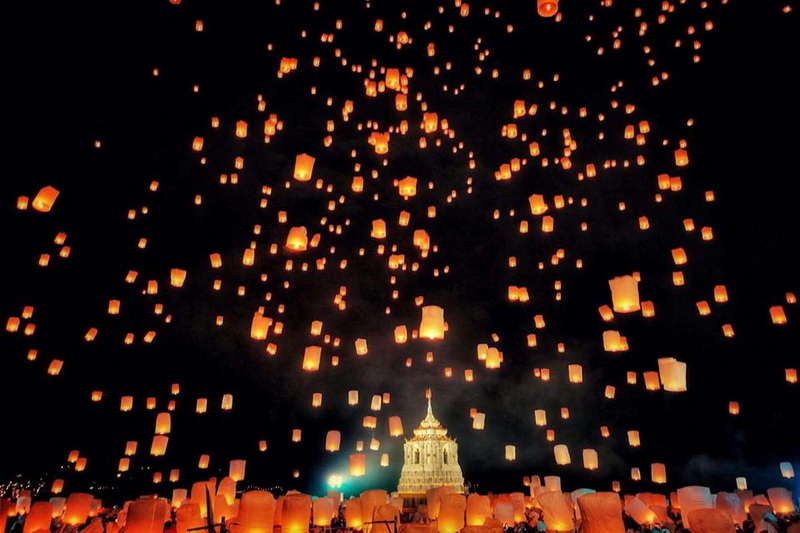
[529,194,549,215]
[222,393,234,410]
[603,330,626,352]
[286,227,308,251]
[229,459,246,482]
[578,493,625,533]
[155,412,171,434]
[779,462,795,478]
[371,219,387,239]
[251,312,272,340]
[423,112,439,133]
[609,275,641,313]
[651,463,667,484]
[150,435,168,456]
[660,359,688,391]
[355,338,368,355]
[554,444,571,465]
[675,148,689,166]
[537,0,559,17]
[770,306,787,324]
[302,346,322,371]
[292,429,302,442]
[31,186,60,212]
[419,305,445,339]
[294,154,315,181]
[388,415,404,436]
[236,120,248,138]
[582,449,599,470]
[325,430,341,451]
[394,325,408,343]
[398,176,418,198]
[568,364,583,383]
[350,454,367,476]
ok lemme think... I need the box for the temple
[397,390,465,496]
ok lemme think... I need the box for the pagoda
[397,390,465,496]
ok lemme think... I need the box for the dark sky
[2,0,798,503]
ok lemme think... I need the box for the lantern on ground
[238,491,275,533]
[282,494,311,533]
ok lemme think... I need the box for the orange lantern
[32,186,60,212]
[294,154,316,181]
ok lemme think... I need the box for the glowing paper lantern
[229,460,246,482]
[170,269,187,288]
[686,509,735,533]
[125,499,169,533]
[344,498,362,529]
[325,430,341,452]
[623,497,657,526]
[176,503,203,533]
[32,186,60,212]
[582,449,599,470]
[63,493,93,526]
[419,305,445,340]
[651,464,667,484]
[282,494,311,533]
[398,176,418,198]
[766,487,795,514]
[23,502,53,533]
[674,148,689,166]
[608,275,641,313]
[770,306,787,325]
[660,360,688,392]
[150,435,168,456]
[388,416,404,437]
[312,498,335,527]
[554,444,571,465]
[350,454,367,476]
[238,491,275,533]
[302,346,322,371]
[294,154,315,181]
[577,492,625,533]
[715,493,746,525]
[537,491,574,531]
[353,338,368,355]
[222,393,234,410]
[568,364,583,383]
[603,331,626,352]
[286,227,309,251]
[505,445,517,461]
[677,486,713,530]
[779,462,795,478]
[438,494,467,533]
[155,412,171,435]
[466,494,491,526]
[537,0,559,17]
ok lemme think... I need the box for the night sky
[2,0,798,503]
